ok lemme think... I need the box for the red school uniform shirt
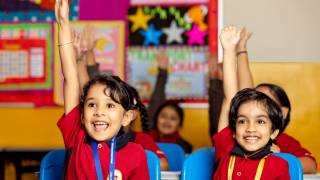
[132,131,167,159]
[277,133,317,163]
[57,105,149,180]
[212,127,290,180]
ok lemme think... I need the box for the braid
[136,102,150,132]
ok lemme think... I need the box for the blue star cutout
[139,23,163,46]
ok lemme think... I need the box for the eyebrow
[237,114,268,118]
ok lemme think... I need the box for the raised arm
[236,28,254,89]
[208,53,224,136]
[217,26,241,132]
[55,0,79,114]
[148,52,169,129]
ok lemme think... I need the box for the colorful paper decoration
[128,5,208,46]
[185,23,207,45]
[54,21,125,105]
[139,23,163,45]
[162,21,185,44]
[130,0,209,5]
[128,7,152,32]
[0,0,78,22]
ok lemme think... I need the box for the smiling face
[234,101,279,155]
[82,84,131,141]
[157,106,181,136]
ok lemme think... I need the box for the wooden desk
[0,148,51,180]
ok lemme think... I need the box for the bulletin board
[0,23,54,106]
[0,0,78,22]
[54,21,125,105]
[127,46,208,102]
[127,2,218,105]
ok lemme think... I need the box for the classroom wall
[0,62,319,165]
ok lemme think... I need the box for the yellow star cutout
[128,8,152,32]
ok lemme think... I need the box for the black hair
[229,88,283,133]
[256,83,291,132]
[154,100,184,129]
[80,74,135,114]
[126,84,150,132]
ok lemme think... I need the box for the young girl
[72,22,169,171]
[255,83,317,173]
[213,26,290,179]
[209,28,318,174]
[147,52,193,154]
[55,0,149,179]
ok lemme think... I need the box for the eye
[236,118,246,124]
[87,102,96,108]
[257,119,266,124]
[106,103,115,108]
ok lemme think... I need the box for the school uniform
[277,133,317,163]
[148,129,193,154]
[212,127,290,180]
[131,131,167,159]
[58,105,149,180]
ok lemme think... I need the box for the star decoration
[184,23,207,45]
[139,23,163,46]
[162,21,185,44]
[128,8,152,32]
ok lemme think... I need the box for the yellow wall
[0,62,319,165]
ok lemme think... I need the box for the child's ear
[270,129,280,140]
[122,110,134,127]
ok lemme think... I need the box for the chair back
[273,153,303,180]
[181,147,215,180]
[157,142,185,171]
[39,149,66,180]
[145,150,161,180]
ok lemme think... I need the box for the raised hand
[55,0,69,26]
[219,26,241,52]
[72,29,84,61]
[236,28,252,52]
[156,50,169,70]
[80,25,97,52]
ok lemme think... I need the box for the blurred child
[255,83,317,173]
[147,52,193,154]
[73,24,169,171]
[213,26,290,179]
[55,0,149,179]
[124,84,169,171]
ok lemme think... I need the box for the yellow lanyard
[227,155,266,180]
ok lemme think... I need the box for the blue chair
[273,153,303,180]
[40,149,161,180]
[145,150,161,180]
[39,149,66,180]
[157,142,185,171]
[181,147,215,180]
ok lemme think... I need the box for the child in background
[55,0,149,179]
[124,84,169,171]
[255,83,317,173]
[73,22,169,171]
[147,52,193,154]
[213,26,290,179]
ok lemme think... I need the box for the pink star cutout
[185,24,207,45]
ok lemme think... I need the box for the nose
[94,106,105,116]
[245,122,256,132]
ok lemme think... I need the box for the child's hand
[80,25,97,52]
[236,28,252,52]
[72,30,84,61]
[156,51,169,70]
[271,143,281,153]
[55,0,69,26]
[219,26,241,52]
